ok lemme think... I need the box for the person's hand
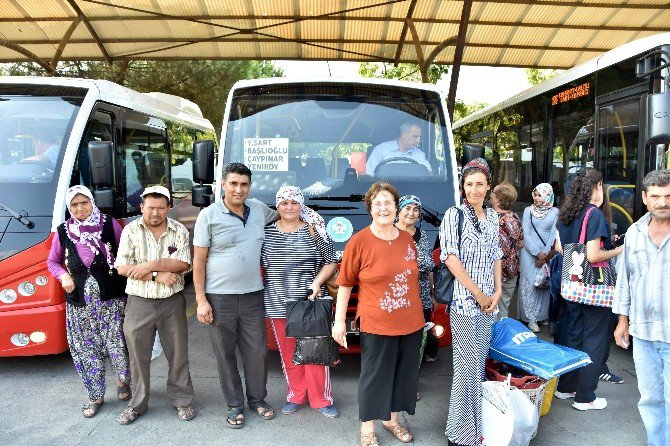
[474,291,492,310]
[614,319,630,349]
[196,299,213,325]
[307,283,322,300]
[155,272,179,286]
[535,258,545,268]
[128,263,153,280]
[537,252,547,261]
[483,291,501,313]
[516,240,525,250]
[332,320,348,348]
[60,273,75,294]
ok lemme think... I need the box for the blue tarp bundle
[489,318,592,380]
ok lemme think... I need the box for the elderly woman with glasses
[333,182,424,446]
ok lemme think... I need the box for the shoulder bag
[433,208,464,305]
[530,215,553,289]
[560,207,617,307]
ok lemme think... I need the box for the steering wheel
[374,157,422,175]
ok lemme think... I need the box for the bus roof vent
[143,92,203,117]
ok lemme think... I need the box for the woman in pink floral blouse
[489,182,524,320]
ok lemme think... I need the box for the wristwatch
[151,271,158,281]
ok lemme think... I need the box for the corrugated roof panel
[0,22,52,41]
[477,3,535,23]
[507,27,558,48]
[602,9,660,28]
[589,30,660,50]
[467,25,511,46]
[18,1,72,19]
[561,8,616,27]
[647,10,670,29]
[301,20,341,41]
[548,29,594,49]
[413,0,461,21]
[423,24,460,44]
[523,5,579,24]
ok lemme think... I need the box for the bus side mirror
[647,94,670,144]
[88,141,115,210]
[191,140,215,207]
[462,142,486,166]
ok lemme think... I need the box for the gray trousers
[497,276,518,321]
[124,292,194,414]
[207,291,268,408]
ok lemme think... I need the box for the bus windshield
[0,85,84,217]
[222,82,453,207]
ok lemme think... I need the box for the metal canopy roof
[1,0,669,69]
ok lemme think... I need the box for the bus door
[595,88,645,235]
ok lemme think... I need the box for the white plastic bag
[481,380,539,446]
[507,386,539,446]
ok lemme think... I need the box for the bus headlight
[35,276,49,286]
[17,281,36,296]
[30,332,46,343]
[10,333,30,347]
[0,289,18,304]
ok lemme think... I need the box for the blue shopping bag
[489,318,591,380]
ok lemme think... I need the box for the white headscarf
[275,186,329,242]
[64,185,114,268]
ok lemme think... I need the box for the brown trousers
[124,292,194,413]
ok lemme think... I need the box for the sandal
[117,383,131,401]
[176,405,196,421]
[361,432,380,446]
[383,422,413,443]
[82,400,104,418]
[226,405,245,429]
[248,400,276,420]
[117,407,141,425]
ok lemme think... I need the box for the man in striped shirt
[114,185,195,425]
[613,169,670,446]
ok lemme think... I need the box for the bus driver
[365,123,432,176]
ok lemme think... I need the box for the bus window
[121,112,169,213]
[598,98,640,233]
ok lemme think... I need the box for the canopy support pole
[66,0,113,65]
[0,40,54,73]
[447,0,474,121]
[406,19,429,83]
[49,16,82,74]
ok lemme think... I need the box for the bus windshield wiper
[0,201,35,229]
[310,194,364,202]
[421,205,442,227]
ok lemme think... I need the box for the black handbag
[433,208,464,305]
[285,292,333,338]
[293,336,340,366]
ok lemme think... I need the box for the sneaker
[554,391,576,400]
[316,405,339,418]
[572,398,607,411]
[600,372,624,384]
[528,321,540,333]
[281,402,307,415]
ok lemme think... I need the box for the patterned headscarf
[461,158,491,232]
[530,183,555,219]
[398,194,422,228]
[65,185,114,268]
[275,186,329,241]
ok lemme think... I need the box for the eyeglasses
[372,201,395,210]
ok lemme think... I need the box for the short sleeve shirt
[439,206,503,316]
[115,217,191,299]
[193,198,278,294]
[557,205,610,247]
[336,227,425,336]
[261,224,337,318]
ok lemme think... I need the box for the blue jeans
[633,338,670,446]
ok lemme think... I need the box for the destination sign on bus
[551,82,590,106]
[244,138,289,171]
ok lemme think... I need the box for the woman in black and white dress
[439,158,503,446]
[261,186,339,418]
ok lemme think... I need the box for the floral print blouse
[497,211,523,282]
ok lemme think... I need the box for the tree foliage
[4,60,283,136]
[358,62,449,84]
[524,68,562,86]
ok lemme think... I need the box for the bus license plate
[346,317,359,334]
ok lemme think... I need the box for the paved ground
[0,285,646,446]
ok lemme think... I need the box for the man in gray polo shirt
[193,162,278,429]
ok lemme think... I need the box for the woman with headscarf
[46,185,129,418]
[439,158,502,446]
[261,186,339,418]
[395,194,438,369]
[518,183,559,333]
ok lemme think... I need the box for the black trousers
[358,329,422,422]
[206,291,268,408]
[555,300,612,403]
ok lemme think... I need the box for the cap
[141,185,171,201]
